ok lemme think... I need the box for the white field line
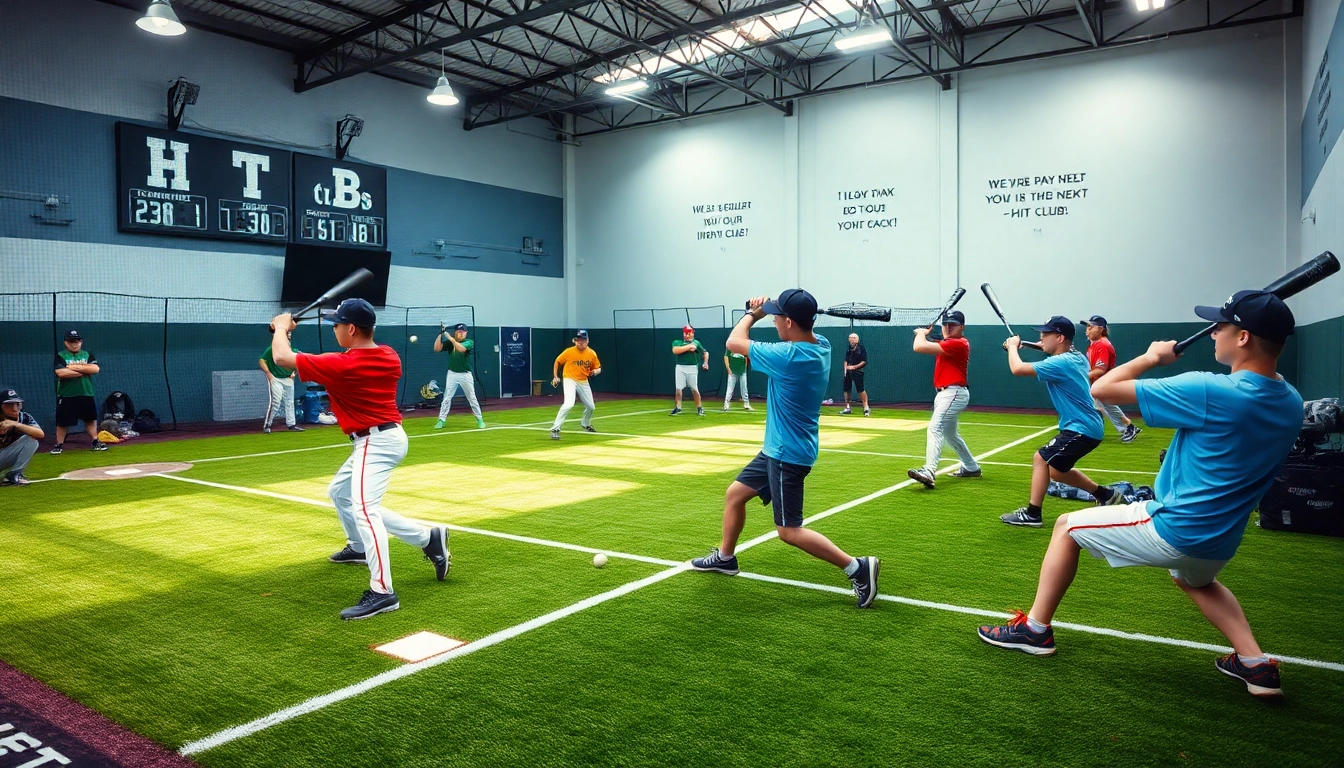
[733,571,1344,673]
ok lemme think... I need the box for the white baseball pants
[923,386,979,474]
[724,373,750,405]
[1093,397,1130,433]
[551,378,595,430]
[265,377,296,428]
[438,370,482,420]
[328,425,430,594]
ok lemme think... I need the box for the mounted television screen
[280,244,391,307]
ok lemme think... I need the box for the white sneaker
[840,407,852,415]
[743,404,754,411]
[722,404,730,411]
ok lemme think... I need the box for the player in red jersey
[1083,316,1141,443]
[270,299,449,621]
[907,310,981,489]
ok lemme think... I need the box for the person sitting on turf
[976,291,1302,700]
[0,388,44,486]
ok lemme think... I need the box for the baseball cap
[1082,315,1108,328]
[64,330,82,341]
[1,388,22,405]
[321,298,377,328]
[942,310,965,326]
[1031,315,1076,340]
[761,289,818,327]
[682,325,694,334]
[574,330,589,340]
[1194,290,1295,344]
[452,323,467,332]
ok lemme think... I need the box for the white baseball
[409,335,418,343]
[593,553,608,568]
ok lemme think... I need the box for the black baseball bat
[1173,251,1340,353]
[928,287,967,331]
[741,300,892,322]
[979,283,1043,350]
[293,268,375,320]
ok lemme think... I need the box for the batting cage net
[611,306,727,396]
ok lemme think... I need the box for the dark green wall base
[1295,315,1343,400]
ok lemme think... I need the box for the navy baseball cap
[1031,315,1076,340]
[761,289,818,327]
[943,310,965,326]
[1082,315,1108,328]
[64,330,82,341]
[322,298,377,328]
[1195,290,1295,344]
[1,388,21,405]
[574,330,589,340]
[452,323,467,332]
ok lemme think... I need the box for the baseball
[593,553,608,568]
[409,335,418,343]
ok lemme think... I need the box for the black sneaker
[863,408,871,417]
[907,468,936,489]
[263,427,272,434]
[670,407,682,416]
[423,525,451,581]
[340,589,399,621]
[328,545,367,564]
[697,407,705,417]
[951,467,983,478]
[2,473,30,486]
[977,611,1056,655]
[550,429,561,440]
[1215,653,1283,699]
[1095,485,1127,507]
[1121,425,1142,443]
[1001,508,1043,527]
[582,425,597,433]
[91,440,108,452]
[49,444,63,455]
[691,547,739,575]
[288,425,305,432]
[849,557,880,608]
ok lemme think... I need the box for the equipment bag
[132,409,162,433]
[1258,452,1344,537]
[101,391,136,421]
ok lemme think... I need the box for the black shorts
[1038,430,1102,472]
[735,452,811,528]
[843,372,865,394]
[55,395,97,427]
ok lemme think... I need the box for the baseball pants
[552,378,595,430]
[724,373,749,405]
[438,370,482,420]
[264,377,296,428]
[675,364,700,392]
[0,435,38,478]
[1093,397,1130,433]
[328,426,430,595]
[923,386,979,475]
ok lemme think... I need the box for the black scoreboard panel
[292,153,387,249]
[116,122,291,242]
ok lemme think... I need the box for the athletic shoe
[476,418,486,429]
[423,525,451,581]
[550,429,561,440]
[840,407,852,415]
[722,404,731,412]
[582,425,597,433]
[977,610,1056,655]
[670,407,682,416]
[743,404,754,411]
[2,473,31,487]
[864,409,871,417]
[328,545,367,564]
[697,407,705,417]
[433,419,446,430]
[91,440,108,452]
[951,467,983,478]
[49,444,62,455]
[340,589,399,621]
[1001,507,1043,527]
[1095,485,1127,506]
[288,425,305,432]
[849,557,880,608]
[907,468,936,489]
[1215,653,1283,699]
[262,427,272,434]
[690,547,739,575]
[1121,425,1142,443]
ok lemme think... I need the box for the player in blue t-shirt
[978,291,1302,699]
[1000,316,1120,528]
[691,290,880,608]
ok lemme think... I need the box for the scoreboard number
[129,190,206,230]
[219,200,287,238]
[292,154,387,249]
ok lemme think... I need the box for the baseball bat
[927,287,967,330]
[979,283,1043,350]
[741,300,892,322]
[293,268,375,320]
[1173,251,1340,353]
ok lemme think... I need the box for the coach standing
[52,330,106,454]
[840,333,869,416]
[907,310,980,488]
[671,325,709,417]
[261,327,305,434]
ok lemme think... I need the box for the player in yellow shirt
[550,330,602,439]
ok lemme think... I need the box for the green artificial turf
[2,399,1341,766]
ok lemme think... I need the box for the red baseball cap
[682,325,694,333]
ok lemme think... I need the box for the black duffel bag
[1258,450,1344,537]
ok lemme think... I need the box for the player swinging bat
[980,283,1043,350]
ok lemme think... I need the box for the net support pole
[162,297,178,429]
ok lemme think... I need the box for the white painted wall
[1297,0,1344,326]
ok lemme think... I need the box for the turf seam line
[732,571,1344,672]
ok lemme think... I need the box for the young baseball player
[671,326,709,416]
[692,290,880,608]
[840,333,869,416]
[978,291,1301,699]
[433,323,485,430]
[260,329,305,434]
[1000,316,1118,528]
[907,310,980,488]
[1082,316,1141,443]
[0,388,43,486]
[722,349,753,411]
[550,330,601,439]
[51,330,105,454]
[269,299,449,621]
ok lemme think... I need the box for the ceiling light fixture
[605,79,650,97]
[427,49,460,106]
[836,15,893,52]
[137,0,186,36]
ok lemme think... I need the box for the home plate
[63,462,194,481]
[374,631,466,663]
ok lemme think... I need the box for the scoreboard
[292,154,387,249]
[116,122,291,242]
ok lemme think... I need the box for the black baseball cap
[761,289,818,327]
[452,323,467,332]
[1195,290,1295,344]
[322,298,377,328]
[943,310,965,326]
[1031,315,1076,340]
[574,330,589,340]
[64,330,82,341]
[1082,315,1108,328]
[1,388,21,405]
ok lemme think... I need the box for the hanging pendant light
[427,49,460,106]
[137,0,186,36]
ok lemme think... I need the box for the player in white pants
[260,331,304,434]
[908,310,980,489]
[550,331,601,438]
[433,323,484,429]
[722,350,753,410]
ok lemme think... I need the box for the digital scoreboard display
[292,153,387,249]
[116,122,291,242]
